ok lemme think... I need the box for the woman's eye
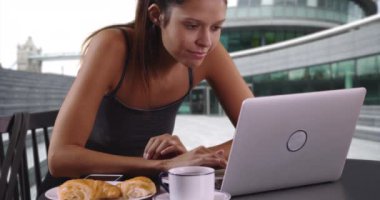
[185,24,199,30]
[211,26,222,31]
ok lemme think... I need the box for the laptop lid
[220,88,366,196]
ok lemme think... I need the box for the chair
[27,110,58,196]
[0,112,29,200]
[0,110,58,200]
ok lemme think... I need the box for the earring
[154,18,160,26]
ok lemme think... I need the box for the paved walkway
[173,115,380,161]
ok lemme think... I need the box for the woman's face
[159,0,227,68]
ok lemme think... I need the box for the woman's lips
[188,50,207,59]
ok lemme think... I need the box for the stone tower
[17,36,42,73]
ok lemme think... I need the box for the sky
[0,0,237,76]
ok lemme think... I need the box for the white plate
[45,181,155,200]
[153,191,231,200]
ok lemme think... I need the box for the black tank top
[85,29,193,157]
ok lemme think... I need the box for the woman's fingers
[159,144,186,159]
[144,137,161,159]
[144,134,187,160]
[152,140,169,159]
[199,150,227,168]
[199,156,227,168]
[215,149,225,156]
[163,146,227,170]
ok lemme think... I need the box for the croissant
[58,179,121,200]
[117,176,157,199]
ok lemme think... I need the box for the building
[17,37,42,73]
[222,0,377,52]
[182,0,379,115]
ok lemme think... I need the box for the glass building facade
[249,53,380,105]
[221,0,367,52]
[221,27,318,52]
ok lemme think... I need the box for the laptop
[219,87,366,196]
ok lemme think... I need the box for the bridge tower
[17,36,42,73]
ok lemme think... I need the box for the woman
[40,0,253,196]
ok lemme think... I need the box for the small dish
[153,191,231,200]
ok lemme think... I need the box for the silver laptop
[220,88,366,196]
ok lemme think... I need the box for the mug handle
[158,171,169,193]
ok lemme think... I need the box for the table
[40,159,380,200]
[231,159,380,200]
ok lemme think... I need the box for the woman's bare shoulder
[79,27,132,92]
[88,28,129,53]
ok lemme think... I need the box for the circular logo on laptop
[287,130,307,152]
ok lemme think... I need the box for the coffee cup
[165,166,215,200]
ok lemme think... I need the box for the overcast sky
[0,0,237,76]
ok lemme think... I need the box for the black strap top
[85,29,193,157]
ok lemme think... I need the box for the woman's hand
[144,134,187,160]
[161,146,227,171]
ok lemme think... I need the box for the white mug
[168,166,215,200]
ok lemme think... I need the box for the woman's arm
[202,42,254,158]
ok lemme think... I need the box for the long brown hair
[82,0,227,88]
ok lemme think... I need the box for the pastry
[117,176,156,199]
[57,179,121,200]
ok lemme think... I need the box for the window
[262,0,274,5]
[238,0,250,7]
[241,31,253,49]
[270,71,288,81]
[309,64,331,80]
[253,74,270,83]
[339,0,348,12]
[326,0,335,11]
[275,31,285,42]
[332,60,355,88]
[285,31,296,40]
[307,0,317,7]
[274,0,297,6]
[332,60,355,78]
[298,0,307,6]
[264,32,276,45]
[357,55,378,77]
[252,31,261,47]
[318,0,326,8]
[289,68,306,81]
[251,0,262,6]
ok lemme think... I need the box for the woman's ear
[148,4,161,26]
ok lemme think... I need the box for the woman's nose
[196,29,212,48]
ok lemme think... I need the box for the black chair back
[28,110,58,195]
[0,110,58,200]
[0,112,29,200]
